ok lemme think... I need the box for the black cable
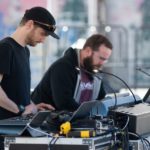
[116,115,130,150]
[98,70,138,104]
[115,127,130,150]
[142,137,150,148]
[128,132,149,150]
[124,127,130,150]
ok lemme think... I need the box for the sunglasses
[33,20,56,32]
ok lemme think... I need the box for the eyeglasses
[33,20,56,32]
[99,56,108,62]
[92,52,108,63]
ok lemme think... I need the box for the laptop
[0,114,34,136]
[29,111,51,127]
[69,100,98,122]
[29,100,98,126]
[27,100,98,136]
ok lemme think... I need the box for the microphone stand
[136,68,150,77]
[98,70,138,104]
[76,67,118,110]
[136,67,150,102]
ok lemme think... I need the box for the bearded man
[31,34,113,111]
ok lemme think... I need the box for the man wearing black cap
[0,6,59,149]
[0,6,59,121]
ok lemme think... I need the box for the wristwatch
[17,105,25,116]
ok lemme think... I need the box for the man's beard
[26,35,38,46]
[83,56,102,73]
[83,56,94,73]
[25,29,39,46]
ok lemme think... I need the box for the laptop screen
[69,100,98,122]
[30,100,98,126]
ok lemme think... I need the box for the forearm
[0,86,19,113]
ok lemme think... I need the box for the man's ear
[25,20,34,30]
[85,47,92,56]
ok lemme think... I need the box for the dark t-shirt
[79,71,93,104]
[0,37,31,119]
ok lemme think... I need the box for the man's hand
[36,103,55,111]
[22,103,37,115]
[22,102,55,116]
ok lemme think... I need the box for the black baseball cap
[23,7,59,39]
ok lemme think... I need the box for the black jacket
[31,47,106,111]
